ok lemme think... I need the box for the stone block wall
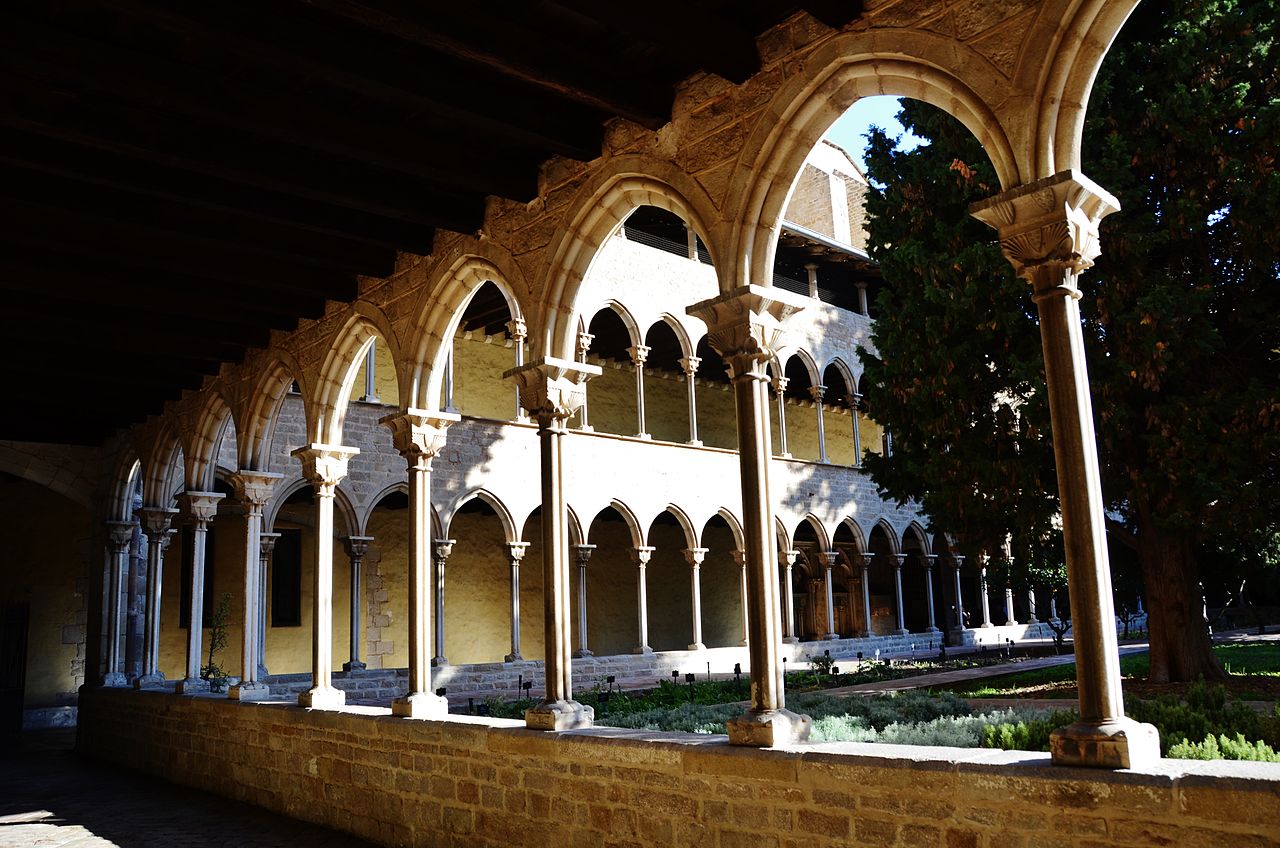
[78,687,1280,848]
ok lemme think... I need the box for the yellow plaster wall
[451,333,520,421]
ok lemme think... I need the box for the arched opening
[442,496,517,665]
[781,354,821,462]
[901,525,933,633]
[692,336,736,450]
[640,320,690,444]
[644,510,695,653]
[866,523,899,636]
[360,488,410,671]
[699,514,742,649]
[449,280,522,421]
[821,362,857,466]
[581,307,639,438]
[583,505,640,657]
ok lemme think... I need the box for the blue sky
[821,96,927,173]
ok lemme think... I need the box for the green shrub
[1127,681,1262,756]
[981,709,1078,752]
[1167,733,1280,762]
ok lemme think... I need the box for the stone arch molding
[238,348,310,474]
[312,303,403,446]
[440,488,521,546]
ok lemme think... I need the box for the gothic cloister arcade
[3,2,1275,846]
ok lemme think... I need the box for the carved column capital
[925,553,938,570]
[678,355,701,376]
[848,392,862,411]
[779,549,799,567]
[228,470,283,509]
[631,545,655,567]
[176,491,224,525]
[504,541,528,563]
[504,357,602,430]
[572,544,596,567]
[687,285,807,380]
[435,538,457,561]
[507,318,528,341]
[970,170,1119,296]
[260,531,280,557]
[860,552,875,570]
[895,553,908,569]
[136,507,179,538]
[343,535,375,560]
[809,384,826,404]
[773,376,790,395]
[627,344,651,367]
[816,550,840,568]
[291,444,358,496]
[683,547,708,567]
[576,332,595,360]
[105,520,135,551]
[380,409,459,468]
[953,554,967,569]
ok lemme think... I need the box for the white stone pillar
[572,543,595,658]
[804,262,819,300]
[684,547,708,651]
[686,225,698,261]
[228,471,282,701]
[1051,591,1061,623]
[576,332,594,432]
[381,412,456,718]
[504,541,528,662]
[780,549,799,644]
[258,532,279,676]
[509,319,529,423]
[923,554,940,633]
[773,376,791,458]
[631,545,655,654]
[810,384,828,463]
[679,356,702,445]
[818,551,839,640]
[340,535,374,673]
[175,492,224,694]
[978,555,994,628]
[102,520,135,687]
[506,357,600,730]
[856,281,869,316]
[893,554,910,635]
[731,549,749,646]
[135,507,177,688]
[290,445,358,709]
[443,347,458,413]
[859,553,875,637]
[952,554,967,632]
[689,286,811,746]
[1027,587,1040,624]
[1005,585,1019,626]
[433,539,454,666]
[628,344,651,439]
[360,338,379,403]
[849,392,863,468]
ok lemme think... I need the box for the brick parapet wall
[78,687,1280,848]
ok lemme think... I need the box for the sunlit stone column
[258,532,279,676]
[433,539,454,666]
[772,376,791,458]
[973,171,1158,768]
[679,356,702,445]
[504,541,528,662]
[952,554,967,631]
[804,262,820,300]
[818,550,839,640]
[731,549,749,647]
[175,492,224,694]
[848,392,863,468]
[509,319,529,423]
[780,549,799,644]
[101,520,135,687]
[1005,585,1019,626]
[856,281,869,316]
[228,471,282,701]
[135,507,177,688]
[1027,587,1039,624]
[572,544,595,658]
[291,445,358,709]
[689,285,811,746]
[809,385,829,463]
[978,553,994,628]
[632,545,655,654]
[629,344,651,439]
[921,554,941,634]
[893,554,910,635]
[1051,590,1062,624]
[575,332,594,432]
[341,535,374,673]
[684,548,708,651]
[506,357,600,730]
[381,412,455,718]
[859,553,875,637]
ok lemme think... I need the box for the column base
[431,656,449,668]
[1027,617,1039,624]
[1005,620,1019,627]
[257,663,270,678]
[342,660,367,673]
[861,630,874,638]
[925,626,941,635]
[299,686,346,710]
[636,432,652,440]
[134,672,165,689]
[525,699,594,731]
[980,622,994,628]
[101,672,128,688]
[1050,718,1160,769]
[686,439,703,447]
[822,633,839,641]
[777,452,793,460]
[632,645,653,655]
[504,652,523,663]
[572,648,594,658]
[175,677,210,695]
[687,642,707,651]
[727,708,812,748]
[577,424,594,433]
[894,628,909,636]
[738,639,749,647]
[228,681,272,701]
[782,636,800,644]
[391,691,448,719]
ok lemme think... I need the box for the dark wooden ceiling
[0,0,864,445]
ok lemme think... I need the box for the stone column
[731,549,749,646]
[923,554,941,633]
[433,539,455,666]
[135,507,177,688]
[628,344,652,439]
[1027,587,1039,624]
[359,338,379,402]
[380,411,456,718]
[772,376,791,458]
[859,553,875,637]
[972,172,1158,767]
[1050,591,1061,624]
[893,554,910,635]
[125,516,145,682]
[509,319,529,423]
[818,551,839,640]
[504,541,528,662]
[780,550,799,644]
[686,224,698,261]
[804,262,819,300]
[258,532,279,676]
[679,356,702,445]
[855,281,869,316]
[848,392,863,468]
[228,471,282,701]
[505,357,600,730]
[810,385,828,463]
[174,492,224,694]
[952,555,967,631]
[575,331,594,432]
[689,285,812,747]
[443,347,457,413]
[631,545,655,654]
[1005,585,1019,626]
[102,520,135,687]
[572,544,595,658]
[978,554,994,628]
[341,535,374,673]
[684,548,708,651]
[291,446,358,709]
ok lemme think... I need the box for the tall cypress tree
[859,0,1279,682]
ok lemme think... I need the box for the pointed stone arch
[313,303,403,446]
[444,488,520,545]
[185,388,236,493]
[239,349,310,473]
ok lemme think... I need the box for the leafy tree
[858,0,1279,682]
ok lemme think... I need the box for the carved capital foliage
[260,532,281,556]
[687,285,807,380]
[136,506,179,537]
[507,318,527,340]
[504,541,528,563]
[780,549,800,566]
[503,357,601,428]
[572,543,596,565]
[970,170,1119,292]
[105,520,135,549]
[228,470,283,509]
[683,547,709,567]
[632,545,655,566]
[678,356,701,376]
[436,538,457,561]
[290,444,359,495]
[379,409,459,465]
[343,535,375,560]
[627,344,650,366]
[177,491,225,525]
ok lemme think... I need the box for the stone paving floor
[0,730,378,848]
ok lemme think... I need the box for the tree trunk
[1137,504,1225,683]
